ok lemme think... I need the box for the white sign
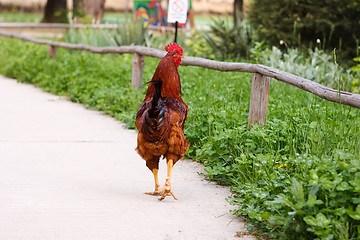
[167,0,188,24]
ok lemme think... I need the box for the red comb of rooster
[165,43,183,55]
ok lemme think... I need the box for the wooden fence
[0,29,359,128]
[0,22,191,33]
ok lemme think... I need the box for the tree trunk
[233,0,243,27]
[86,0,105,24]
[42,0,68,23]
[74,0,106,24]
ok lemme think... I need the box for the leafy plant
[251,45,355,91]
[64,27,117,47]
[184,30,215,59]
[65,19,147,47]
[258,152,360,239]
[203,17,255,60]
[112,19,147,46]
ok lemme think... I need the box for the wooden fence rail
[0,29,359,127]
[0,22,189,32]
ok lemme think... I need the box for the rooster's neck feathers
[145,52,182,100]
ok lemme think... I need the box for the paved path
[0,75,253,240]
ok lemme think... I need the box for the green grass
[0,37,359,239]
[0,12,42,22]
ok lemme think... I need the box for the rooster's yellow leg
[158,159,178,201]
[145,168,160,196]
[167,159,173,178]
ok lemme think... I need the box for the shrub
[203,17,255,60]
[185,31,215,59]
[248,0,360,59]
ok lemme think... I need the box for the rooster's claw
[158,178,178,201]
[144,191,160,196]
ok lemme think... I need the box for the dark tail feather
[142,78,170,142]
[148,78,163,118]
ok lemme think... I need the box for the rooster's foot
[144,184,160,196]
[144,191,160,196]
[158,178,178,201]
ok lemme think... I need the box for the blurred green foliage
[248,0,360,59]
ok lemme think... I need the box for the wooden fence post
[247,73,270,128]
[132,53,145,89]
[48,45,56,59]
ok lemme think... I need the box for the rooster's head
[165,43,184,67]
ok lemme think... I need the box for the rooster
[135,43,189,201]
